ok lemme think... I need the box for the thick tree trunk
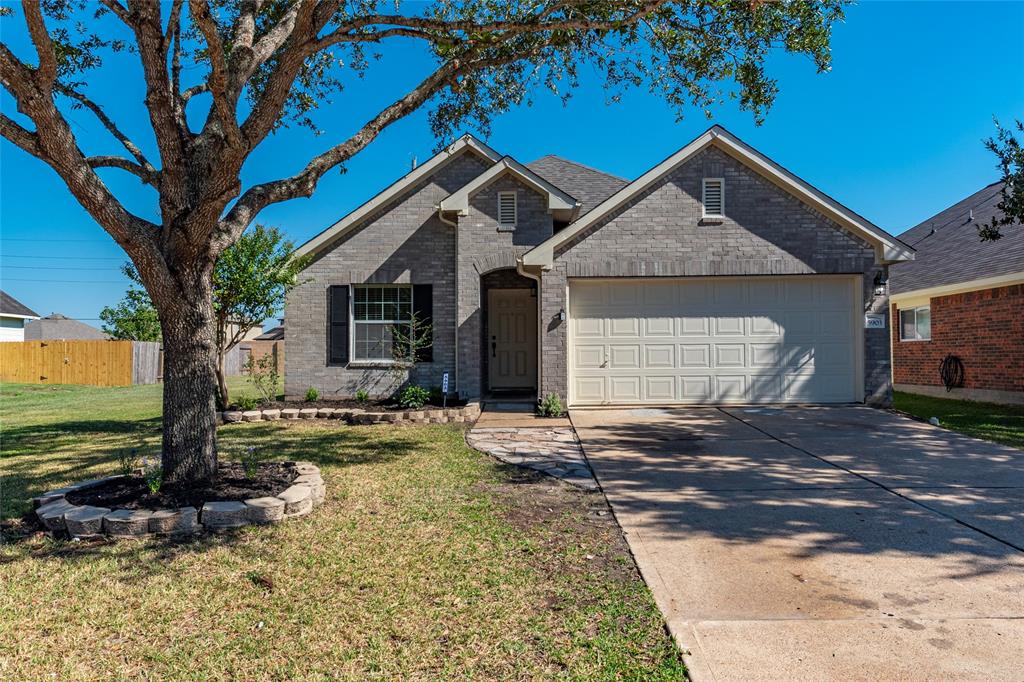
[157,275,219,484]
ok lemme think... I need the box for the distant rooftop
[0,290,39,318]
[891,182,1024,294]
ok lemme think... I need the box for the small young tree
[99,265,162,341]
[389,313,433,384]
[978,118,1023,241]
[212,225,307,409]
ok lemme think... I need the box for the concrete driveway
[571,406,1024,681]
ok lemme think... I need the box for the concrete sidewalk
[572,406,1024,681]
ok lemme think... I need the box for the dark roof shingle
[24,313,110,340]
[0,290,39,317]
[526,155,628,217]
[890,181,1024,294]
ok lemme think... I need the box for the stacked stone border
[32,462,326,540]
[220,402,481,426]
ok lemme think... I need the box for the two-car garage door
[569,277,860,405]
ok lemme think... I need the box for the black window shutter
[328,285,349,364]
[412,284,433,363]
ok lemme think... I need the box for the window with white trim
[352,285,412,361]
[899,305,931,341]
[497,191,517,229]
[702,178,724,218]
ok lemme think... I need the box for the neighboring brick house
[239,325,284,373]
[890,182,1024,405]
[287,126,914,406]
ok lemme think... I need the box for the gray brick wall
[539,147,889,405]
[456,174,552,398]
[285,152,489,399]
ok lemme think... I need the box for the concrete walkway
[571,406,1024,682]
[467,407,598,490]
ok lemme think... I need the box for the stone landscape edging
[32,461,326,540]
[220,401,481,426]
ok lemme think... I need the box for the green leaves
[979,118,1024,241]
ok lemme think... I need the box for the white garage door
[569,277,859,405]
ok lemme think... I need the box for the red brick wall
[891,284,1024,392]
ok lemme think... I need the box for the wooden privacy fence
[0,340,162,387]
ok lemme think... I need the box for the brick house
[286,126,914,406]
[890,182,1024,405]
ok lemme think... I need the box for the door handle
[491,340,497,358]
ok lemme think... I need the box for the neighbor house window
[497,191,517,230]
[353,285,412,361]
[899,305,931,341]
[702,178,724,218]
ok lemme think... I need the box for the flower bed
[31,461,326,540]
[221,402,480,426]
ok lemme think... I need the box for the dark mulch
[66,462,298,511]
[241,397,468,412]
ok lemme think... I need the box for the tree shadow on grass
[3,419,423,568]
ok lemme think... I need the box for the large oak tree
[1,0,846,483]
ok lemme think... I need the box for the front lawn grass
[0,381,685,680]
[893,391,1024,449]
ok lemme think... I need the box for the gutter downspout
[516,256,543,399]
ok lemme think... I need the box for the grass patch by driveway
[893,390,1024,449]
[0,382,684,680]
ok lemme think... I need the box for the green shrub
[245,353,280,404]
[235,395,260,411]
[428,385,445,405]
[116,447,140,477]
[398,385,431,409]
[537,393,566,418]
[354,389,370,404]
[141,457,163,494]
[239,446,260,478]
[305,386,319,402]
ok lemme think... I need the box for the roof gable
[439,156,580,220]
[521,126,914,268]
[0,290,39,318]
[296,134,502,259]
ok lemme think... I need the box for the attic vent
[497,191,517,229]
[702,178,724,218]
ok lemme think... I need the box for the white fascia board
[890,271,1024,305]
[522,126,915,268]
[0,313,39,320]
[438,156,579,216]
[295,134,502,259]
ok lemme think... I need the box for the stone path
[466,426,598,491]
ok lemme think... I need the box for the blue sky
[1,1,1022,325]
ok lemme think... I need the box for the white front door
[488,288,537,390]
[569,276,859,405]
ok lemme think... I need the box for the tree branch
[189,0,242,146]
[54,83,156,174]
[22,0,57,84]
[0,112,42,157]
[87,154,158,183]
[98,0,131,25]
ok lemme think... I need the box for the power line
[2,265,120,271]
[1,278,125,283]
[0,238,110,242]
[1,254,125,260]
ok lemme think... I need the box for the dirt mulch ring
[66,462,298,511]
[238,397,469,412]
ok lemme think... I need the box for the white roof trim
[0,313,39,320]
[296,134,503,259]
[521,126,915,268]
[439,156,580,216]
